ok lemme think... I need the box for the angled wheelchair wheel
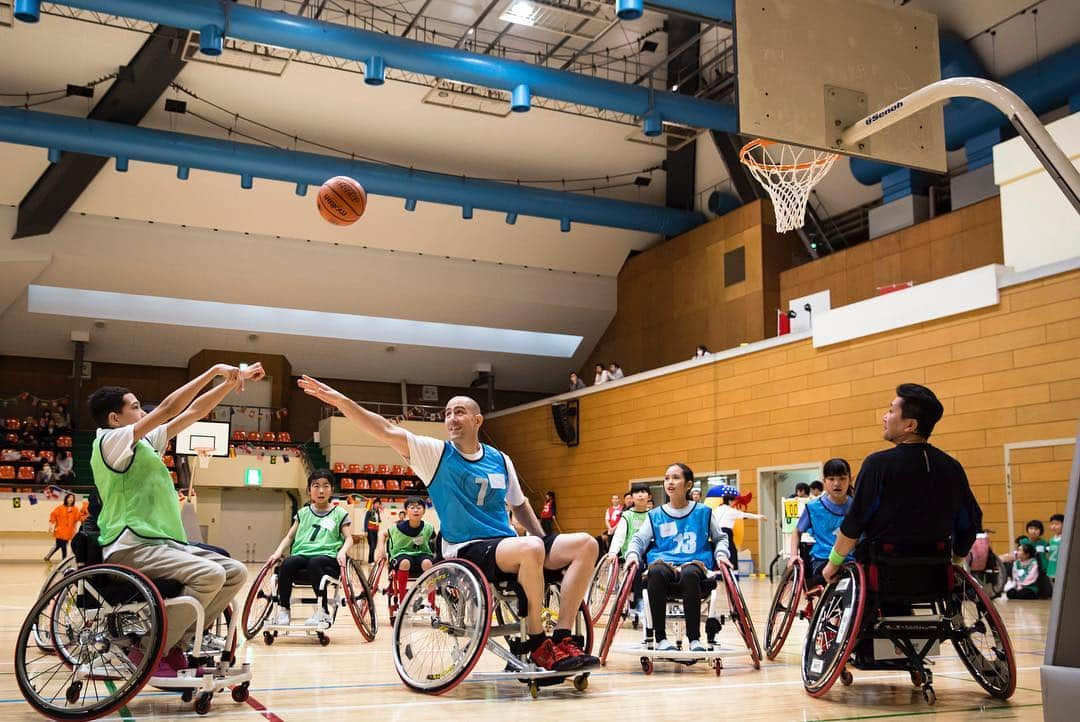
[15,564,167,721]
[721,564,763,669]
[241,559,277,639]
[344,558,378,642]
[368,558,387,594]
[32,556,79,653]
[392,559,492,695]
[765,559,804,660]
[949,565,1016,699]
[585,556,620,622]
[599,560,637,665]
[802,563,865,697]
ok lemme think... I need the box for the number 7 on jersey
[474,476,489,505]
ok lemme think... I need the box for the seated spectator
[52,403,71,430]
[608,362,624,380]
[693,344,710,359]
[1005,543,1041,600]
[809,480,823,498]
[56,451,75,482]
[568,372,586,391]
[2,447,20,461]
[594,363,612,385]
[37,463,55,485]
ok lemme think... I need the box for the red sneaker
[529,638,570,671]
[127,646,178,679]
[552,636,598,671]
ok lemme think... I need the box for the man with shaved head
[297,377,599,672]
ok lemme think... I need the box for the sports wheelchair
[242,555,377,645]
[966,531,1007,598]
[598,560,762,675]
[15,533,252,720]
[391,558,593,698]
[764,556,825,659]
[801,541,1016,705]
[584,554,621,621]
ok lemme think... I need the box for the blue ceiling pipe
[619,1,732,22]
[851,40,1080,185]
[0,107,704,236]
[28,0,736,133]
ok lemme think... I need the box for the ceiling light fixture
[499,1,539,27]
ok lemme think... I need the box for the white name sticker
[810,658,823,674]
[659,521,678,538]
[488,473,506,489]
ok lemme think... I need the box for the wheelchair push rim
[368,558,387,594]
[392,558,492,695]
[343,558,378,642]
[802,562,865,697]
[16,564,168,721]
[241,559,277,639]
[32,556,79,654]
[765,558,804,660]
[950,565,1017,699]
[585,555,620,622]
[598,559,638,666]
[721,564,763,669]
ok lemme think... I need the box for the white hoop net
[739,139,838,233]
[193,446,213,469]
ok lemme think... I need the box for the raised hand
[297,375,348,408]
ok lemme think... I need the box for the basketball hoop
[193,446,213,470]
[739,139,838,233]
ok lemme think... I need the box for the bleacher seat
[246,431,261,442]
[262,431,276,442]
[20,450,35,461]
[347,463,361,474]
[277,432,292,443]
[386,479,400,491]
[358,478,370,490]
[40,450,54,463]
[405,467,414,476]
[333,462,346,474]
[17,467,35,480]
[341,478,355,490]
[57,436,72,448]
[232,430,246,441]
[362,464,374,473]
[0,466,14,480]
[370,478,385,490]
[402,479,414,489]
[4,418,19,431]
[377,464,389,474]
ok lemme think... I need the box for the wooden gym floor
[0,561,1048,721]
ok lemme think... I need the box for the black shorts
[390,553,434,572]
[456,534,561,581]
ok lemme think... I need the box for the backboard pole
[838,77,1080,216]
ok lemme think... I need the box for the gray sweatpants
[106,537,247,650]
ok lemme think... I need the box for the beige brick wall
[486,268,1080,566]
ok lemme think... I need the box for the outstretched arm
[132,364,240,442]
[167,363,266,441]
[298,375,410,458]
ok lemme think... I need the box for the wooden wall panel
[487,268,1080,568]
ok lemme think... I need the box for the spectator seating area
[0,414,75,491]
[331,462,424,494]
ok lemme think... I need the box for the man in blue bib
[298,376,599,672]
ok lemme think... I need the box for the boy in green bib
[87,362,263,677]
[269,469,353,626]
[375,496,436,595]
[1047,513,1064,584]
[605,483,652,621]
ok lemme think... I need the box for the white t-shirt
[96,424,168,472]
[404,431,526,557]
[594,370,612,385]
[712,504,764,530]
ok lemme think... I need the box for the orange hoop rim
[739,138,838,173]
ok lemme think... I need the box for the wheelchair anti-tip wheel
[585,555,620,622]
[15,564,168,721]
[802,563,865,697]
[949,565,1016,699]
[343,558,378,642]
[392,559,492,695]
[241,559,277,639]
[598,559,638,666]
[720,564,763,669]
[765,558,804,660]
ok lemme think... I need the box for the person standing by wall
[363,498,383,563]
[540,491,557,535]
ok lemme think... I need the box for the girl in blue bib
[789,458,854,587]
[626,463,732,652]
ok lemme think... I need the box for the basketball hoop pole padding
[839,77,1080,216]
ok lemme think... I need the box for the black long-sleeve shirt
[841,443,982,557]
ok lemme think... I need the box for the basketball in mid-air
[317,176,367,225]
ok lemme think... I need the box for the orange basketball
[317,176,367,225]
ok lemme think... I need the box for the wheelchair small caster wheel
[640,657,654,675]
[528,682,539,699]
[263,631,274,645]
[573,674,589,692]
[231,683,250,703]
[194,692,213,715]
[65,681,82,703]
[910,670,924,687]
[181,690,194,703]
[839,668,853,686]
[922,686,936,706]
[318,632,330,646]
[713,659,723,676]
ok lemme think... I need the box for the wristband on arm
[828,547,845,567]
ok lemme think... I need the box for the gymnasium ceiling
[0,0,1077,394]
